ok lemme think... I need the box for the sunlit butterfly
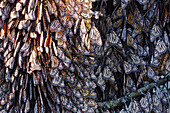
[89,25,102,46]
[50,20,63,33]
[150,24,162,42]
[155,39,167,55]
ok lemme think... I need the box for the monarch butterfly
[134,8,144,27]
[137,45,147,56]
[105,57,114,68]
[127,33,137,49]
[155,39,167,55]
[94,45,103,57]
[108,31,123,49]
[150,24,162,42]
[97,74,106,91]
[132,24,142,37]
[130,54,142,66]
[150,55,160,67]
[128,101,141,113]
[89,25,102,46]
[127,12,135,25]
[140,97,150,113]
[147,66,159,81]
[113,18,123,28]
[112,7,124,20]
[10,8,19,20]
[126,76,136,91]
[123,61,132,74]
[103,66,112,79]
[81,88,90,97]
[152,94,161,108]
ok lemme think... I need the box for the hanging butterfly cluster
[91,0,169,112]
[0,0,104,112]
[0,0,169,112]
[118,86,169,113]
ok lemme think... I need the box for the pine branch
[97,77,169,109]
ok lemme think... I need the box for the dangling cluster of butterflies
[0,0,103,112]
[119,86,169,113]
[92,0,169,112]
[0,0,169,112]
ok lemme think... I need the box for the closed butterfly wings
[150,24,162,42]
[123,61,138,74]
[134,8,144,27]
[112,7,124,20]
[130,54,146,66]
[127,33,137,49]
[89,25,102,46]
[107,31,123,49]
[155,39,167,55]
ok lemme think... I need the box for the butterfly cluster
[0,0,169,113]
[0,0,102,112]
[91,0,169,112]
[119,86,169,113]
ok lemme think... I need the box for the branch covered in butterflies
[97,77,169,109]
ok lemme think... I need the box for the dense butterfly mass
[0,0,169,113]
